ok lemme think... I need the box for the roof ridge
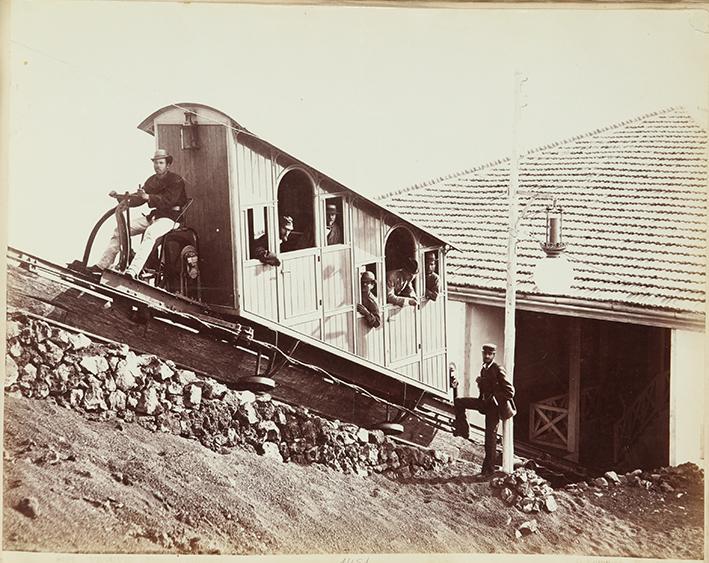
[378,106,693,201]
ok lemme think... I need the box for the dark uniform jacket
[357,287,381,328]
[144,171,187,221]
[477,361,515,416]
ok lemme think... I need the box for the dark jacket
[144,171,187,221]
[477,361,515,415]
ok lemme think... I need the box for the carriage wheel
[375,422,405,436]
[235,375,276,394]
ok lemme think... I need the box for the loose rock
[15,497,40,519]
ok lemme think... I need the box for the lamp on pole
[501,71,525,473]
[501,75,575,473]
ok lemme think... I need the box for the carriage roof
[138,102,457,252]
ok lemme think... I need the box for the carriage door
[276,169,322,338]
[352,201,385,364]
[320,195,355,353]
[419,248,447,391]
[383,226,420,382]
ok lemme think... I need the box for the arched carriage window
[277,169,315,253]
[384,227,418,306]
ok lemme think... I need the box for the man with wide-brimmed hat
[357,270,381,327]
[91,149,188,278]
[451,343,515,475]
[385,257,419,307]
[325,201,343,245]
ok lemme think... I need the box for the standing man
[325,202,343,245]
[386,258,419,307]
[452,343,515,475]
[91,149,187,278]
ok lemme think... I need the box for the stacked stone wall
[5,313,451,477]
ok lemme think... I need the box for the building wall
[670,328,706,465]
[448,298,505,431]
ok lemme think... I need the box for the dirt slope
[3,395,704,559]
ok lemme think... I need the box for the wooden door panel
[385,305,418,364]
[322,249,353,312]
[281,253,320,322]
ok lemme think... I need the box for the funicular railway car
[89,103,455,440]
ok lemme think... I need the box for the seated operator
[90,149,187,279]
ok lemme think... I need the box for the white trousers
[97,215,176,275]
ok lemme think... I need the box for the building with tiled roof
[382,107,707,470]
[383,107,707,325]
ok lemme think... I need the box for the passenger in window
[325,202,343,245]
[357,271,381,328]
[386,258,419,307]
[425,253,441,301]
[252,231,281,267]
[279,215,304,252]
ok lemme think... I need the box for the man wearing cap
[386,258,419,307]
[357,270,381,327]
[424,252,441,301]
[325,202,343,245]
[452,343,515,475]
[278,215,297,252]
[91,149,187,278]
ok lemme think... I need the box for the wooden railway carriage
[132,103,453,429]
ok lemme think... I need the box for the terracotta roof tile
[383,108,708,316]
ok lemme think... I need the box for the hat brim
[151,156,173,165]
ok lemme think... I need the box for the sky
[6,1,709,264]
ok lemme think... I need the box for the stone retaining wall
[4,313,451,477]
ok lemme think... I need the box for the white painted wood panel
[281,253,320,321]
[291,318,322,340]
[355,316,384,364]
[323,311,354,353]
[421,297,445,355]
[422,353,447,391]
[322,249,353,312]
[352,203,381,263]
[241,263,278,320]
[385,305,418,365]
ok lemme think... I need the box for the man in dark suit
[452,343,515,475]
[91,149,187,278]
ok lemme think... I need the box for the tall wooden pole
[502,72,524,473]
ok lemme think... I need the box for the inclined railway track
[6,246,589,483]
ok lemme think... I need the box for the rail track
[6,246,590,483]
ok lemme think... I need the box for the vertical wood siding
[323,311,354,353]
[236,141,273,206]
[421,298,445,355]
[394,361,420,383]
[291,318,322,340]
[386,306,418,364]
[352,203,381,263]
[281,254,320,320]
[241,263,278,320]
[355,317,385,364]
[422,353,447,390]
[156,124,234,306]
[322,249,353,312]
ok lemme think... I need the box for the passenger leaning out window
[386,258,419,307]
[357,270,381,327]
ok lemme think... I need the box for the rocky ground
[2,315,706,559]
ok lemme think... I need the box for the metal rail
[6,246,590,480]
[6,246,451,432]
